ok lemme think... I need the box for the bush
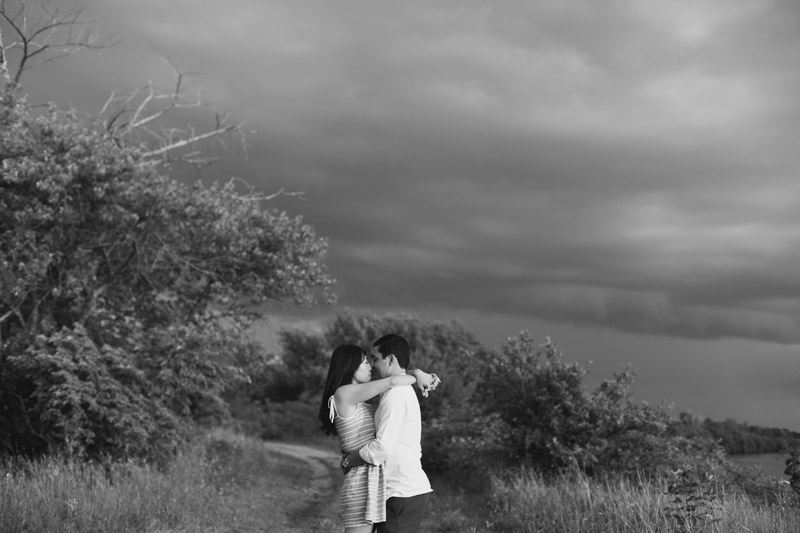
[475,331,726,479]
[785,447,800,497]
[6,325,181,460]
[255,400,321,442]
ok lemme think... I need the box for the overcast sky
[11,0,799,430]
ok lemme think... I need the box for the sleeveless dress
[328,396,386,527]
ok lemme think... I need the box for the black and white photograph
[2,1,799,531]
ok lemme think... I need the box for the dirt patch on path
[262,441,340,492]
[262,441,344,532]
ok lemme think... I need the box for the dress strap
[327,395,337,423]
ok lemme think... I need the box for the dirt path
[261,441,344,532]
[262,441,340,492]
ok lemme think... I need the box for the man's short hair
[373,334,411,369]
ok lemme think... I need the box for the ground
[260,441,345,532]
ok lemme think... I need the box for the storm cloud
[15,0,800,427]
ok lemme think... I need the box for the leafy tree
[476,331,724,478]
[0,86,334,459]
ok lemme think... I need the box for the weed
[662,467,723,532]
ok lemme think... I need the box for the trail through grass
[0,430,342,533]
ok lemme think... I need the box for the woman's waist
[339,439,375,453]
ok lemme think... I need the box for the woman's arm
[335,374,416,409]
[335,369,442,414]
[407,369,441,397]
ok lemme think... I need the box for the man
[342,334,433,533]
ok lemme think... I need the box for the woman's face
[352,355,373,384]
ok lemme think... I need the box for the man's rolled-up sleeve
[358,388,406,466]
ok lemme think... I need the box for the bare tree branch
[0,0,118,88]
[98,58,247,167]
[0,25,10,84]
[220,179,306,202]
[2,2,246,169]
[141,118,240,160]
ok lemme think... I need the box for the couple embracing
[319,334,441,533]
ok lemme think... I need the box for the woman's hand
[412,370,442,398]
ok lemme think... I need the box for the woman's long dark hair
[318,344,368,436]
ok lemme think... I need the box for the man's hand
[340,451,352,475]
[340,450,369,474]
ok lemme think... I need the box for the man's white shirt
[358,385,432,499]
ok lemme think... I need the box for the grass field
[0,430,338,533]
[2,431,798,533]
[486,468,800,533]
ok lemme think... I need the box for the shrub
[786,447,800,497]
[476,331,726,479]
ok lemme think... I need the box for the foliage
[242,317,740,482]
[421,406,505,483]
[0,87,334,460]
[0,429,325,533]
[489,467,800,533]
[786,447,800,497]
[476,331,726,478]
[662,467,723,532]
[5,324,180,461]
[227,309,485,442]
[670,412,800,455]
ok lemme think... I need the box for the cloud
[21,0,800,345]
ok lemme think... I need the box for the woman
[318,344,438,533]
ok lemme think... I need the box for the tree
[0,69,334,459]
[1,0,335,461]
[476,331,724,477]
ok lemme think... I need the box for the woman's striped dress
[329,397,386,527]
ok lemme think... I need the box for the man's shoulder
[381,383,416,402]
[383,383,412,396]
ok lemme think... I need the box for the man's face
[370,347,392,379]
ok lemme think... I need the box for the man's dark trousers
[375,493,431,533]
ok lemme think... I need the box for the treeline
[228,310,733,481]
[227,309,800,485]
[670,414,800,456]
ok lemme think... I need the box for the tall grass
[488,468,800,533]
[4,429,797,533]
[0,428,313,533]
